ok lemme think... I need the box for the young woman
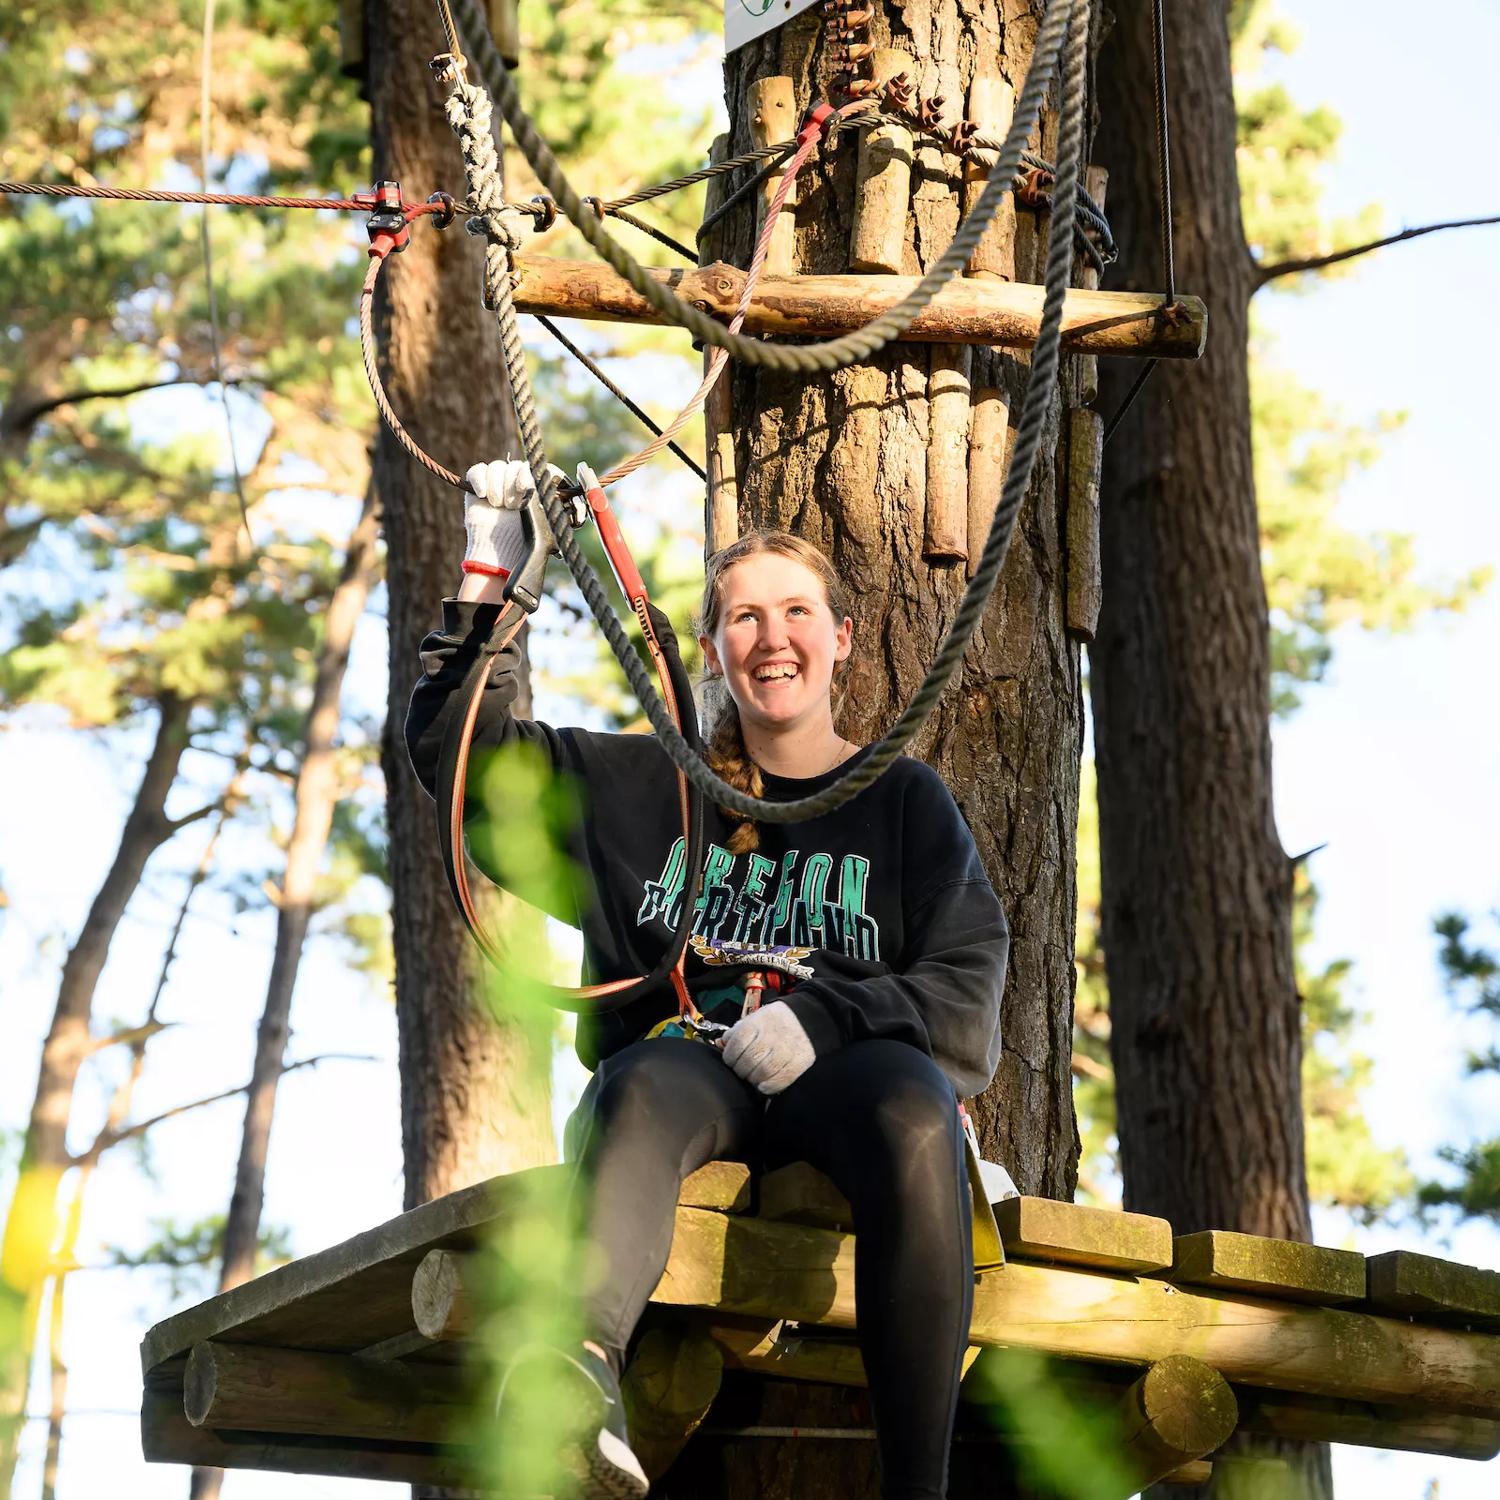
[406,460,1009,1500]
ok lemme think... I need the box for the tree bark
[1091,3,1326,1494]
[660,3,1088,1495]
[365,0,554,1213]
[0,692,194,1490]
[189,489,383,1500]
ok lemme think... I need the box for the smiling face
[700,550,853,740]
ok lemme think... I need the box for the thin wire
[199,0,252,550]
[0,182,369,210]
[534,315,706,480]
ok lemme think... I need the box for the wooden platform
[141,1162,1500,1493]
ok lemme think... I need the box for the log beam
[508,259,1207,359]
[1116,1356,1238,1494]
[652,1208,1500,1417]
[621,1323,724,1481]
[183,1342,468,1444]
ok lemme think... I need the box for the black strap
[434,598,707,1015]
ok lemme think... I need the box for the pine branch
[1070,1052,1112,1083]
[1,375,258,441]
[1254,214,1500,289]
[67,1052,375,1166]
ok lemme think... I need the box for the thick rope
[449,0,1076,375]
[438,0,1090,824]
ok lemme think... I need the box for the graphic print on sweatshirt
[636,836,881,962]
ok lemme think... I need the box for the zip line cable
[198,0,252,550]
[439,0,1093,824]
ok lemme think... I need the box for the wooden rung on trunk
[508,258,1207,359]
[748,77,798,276]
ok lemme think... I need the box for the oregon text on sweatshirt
[406,599,1009,1098]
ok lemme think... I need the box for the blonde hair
[698,530,854,854]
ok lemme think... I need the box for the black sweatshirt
[406,599,1009,1098]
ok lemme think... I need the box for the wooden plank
[679,1159,753,1214]
[508,258,1209,359]
[1117,1357,1238,1495]
[1172,1230,1366,1307]
[142,1388,477,1488]
[1367,1250,1500,1330]
[748,77,798,275]
[183,1342,470,1444]
[652,1207,1500,1416]
[756,1162,852,1231]
[995,1196,1173,1274]
[141,1164,567,1377]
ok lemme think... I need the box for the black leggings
[563,1036,973,1500]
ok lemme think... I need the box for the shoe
[495,1341,650,1499]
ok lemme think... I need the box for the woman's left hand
[721,1001,816,1095]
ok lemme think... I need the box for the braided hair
[697,530,854,854]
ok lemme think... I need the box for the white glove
[721,1001,817,1096]
[461,460,565,578]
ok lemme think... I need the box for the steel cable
[440,0,1090,823]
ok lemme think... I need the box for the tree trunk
[1091,3,1326,1494]
[661,4,1088,1496]
[189,490,383,1500]
[0,692,194,1490]
[365,0,554,1213]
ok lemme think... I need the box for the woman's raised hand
[462,459,564,578]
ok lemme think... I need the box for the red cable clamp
[797,101,837,147]
[358,180,411,260]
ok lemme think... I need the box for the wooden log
[144,1388,476,1487]
[748,77,798,275]
[621,1323,724,1480]
[1075,165,1108,406]
[849,50,915,274]
[1367,1250,1500,1330]
[183,1342,469,1444]
[1233,1388,1500,1461]
[700,134,739,552]
[1172,1230,1366,1307]
[507,258,1209,358]
[1116,1356,1238,1495]
[965,385,1012,580]
[651,1207,1500,1416]
[411,1248,473,1343]
[1064,407,1103,641]
[487,0,521,68]
[994,1194,1172,1274]
[925,346,972,562]
[963,74,1017,282]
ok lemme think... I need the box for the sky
[3,1,1499,1497]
